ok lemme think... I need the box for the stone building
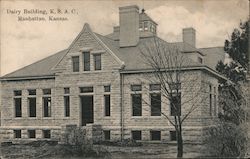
[0,5,227,142]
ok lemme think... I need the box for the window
[131,85,142,91]
[28,130,36,138]
[144,21,148,30]
[104,85,110,92]
[14,98,22,117]
[170,131,177,141]
[151,131,161,141]
[139,22,143,31]
[28,89,36,95]
[43,130,51,138]
[72,56,80,72]
[103,130,110,140]
[104,95,110,116]
[131,131,141,140]
[94,54,101,70]
[150,84,161,91]
[80,87,93,93]
[14,90,22,96]
[13,130,21,138]
[28,98,36,117]
[83,52,90,71]
[64,88,70,94]
[170,92,181,116]
[132,94,142,116]
[43,89,51,95]
[64,96,70,117]
[43,97,51,117]
[198,57,203,64]
[209,85,212,116]
[214,95,217,116]
[151,93,161,116]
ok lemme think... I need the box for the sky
[0,0,249,76]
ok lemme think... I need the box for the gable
[53,23,124,73]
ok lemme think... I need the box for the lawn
[0,140,209,159]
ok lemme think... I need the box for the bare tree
[127,37,209,158]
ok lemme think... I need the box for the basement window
[43,130,51,138]
[150,130,161,141]
[13,130,21,138]
[28,130,36,138]
[28,98,36,117]
[170,131,177,141]
[103,130,110,140]
[131,131,141,140]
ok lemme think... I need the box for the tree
[224,21,248,70]
[216,20,248,83]
[132,37,208,158]
[205,83,248,157]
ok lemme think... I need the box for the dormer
[139,9,157,38]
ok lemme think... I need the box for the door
[80,96,94,126]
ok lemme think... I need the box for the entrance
[80,96,94,126]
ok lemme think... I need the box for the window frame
[28,129,36,138]
[150,93,161,116]
[28,97,36,117]
[103,130,111,140]
[13,129,21,138]
[43,97,51,117]
[150,130,161,141]
[72,56,80,72]
[83,52,90,71]
[93,54,101,70]
[131,94,142,116]
[131,130,141,141]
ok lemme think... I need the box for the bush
[205,121,248,158]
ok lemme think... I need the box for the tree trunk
[177,129,183,158]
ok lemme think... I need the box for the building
[0,5,227,142]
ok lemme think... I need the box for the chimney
[183,27,196,48]
[119,5,139,47]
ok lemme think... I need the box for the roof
[139,12,157,25]
[1,25,224,80]
[96,33,203,70]
[2,49,68,79]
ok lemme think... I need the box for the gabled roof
[1,24,225,81]
[96,33,203,71]
[2,49,68,79]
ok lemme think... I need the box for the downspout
[120,72,124,141]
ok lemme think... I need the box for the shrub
[205,121,248,158]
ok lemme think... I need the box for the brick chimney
[119,5,139,47]
[183,27,196,48]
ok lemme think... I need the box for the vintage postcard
[0,0,249,158]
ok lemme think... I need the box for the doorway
[80,96,94,126]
